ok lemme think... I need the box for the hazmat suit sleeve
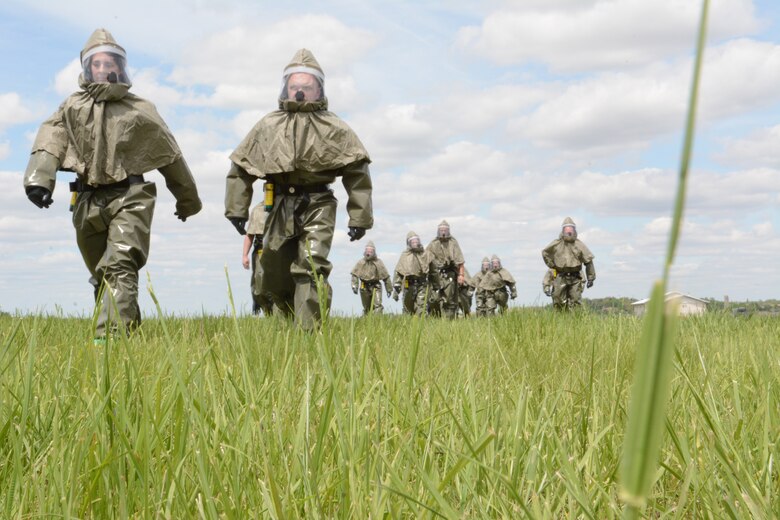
[23,105,69,193]
[542,240,559,268]
[225,162,257,219]
[340,159,373,229]
[584,261,596,282]
[159,157,202,219]
[576,240,596,282]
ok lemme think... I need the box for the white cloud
[0,93,36,133]
[168,15,377,109]
[507,38,780,154]
[0,141,10,161]
[53,59,82,97]
[717,124,780,168]
[456,0,760,72]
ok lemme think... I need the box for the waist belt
[560,271,582,278]
[405,276,426,285]
[70,175,145,193]
[274,184,330,195]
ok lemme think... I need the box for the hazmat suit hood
[560,217,578,242]
[279,49,327,112]
[28,28,182,186]
[437,220,451,239]
[406,231,423,252]
[481,257,490,273]
[81,28,131,86]
[491,254,502,270]
[364,240,377,260]
[230,48,370,176]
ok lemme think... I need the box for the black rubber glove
[544,287,552,297]
[175,211,188,222]
[26,186,53,208]
[586,280,594,289]
[347,226,365,241]
[228,217,247,235]
[352,285,358,295]
[392,291,399,301]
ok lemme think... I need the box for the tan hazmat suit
[471,257,490,316]
[225,49,373,329]
[425,220,465,319]
[458,266,474,317]
[392,231,431,315]
[541,217,596,310]
[23,28,201,337]
[350,241,391,315]
[246,204,274,315]
[478,255,517,315]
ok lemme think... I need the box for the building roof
[631,291,709,306]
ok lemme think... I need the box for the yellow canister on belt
[552,269,557,278]
[264,182,274,211]
[69,192,77,212]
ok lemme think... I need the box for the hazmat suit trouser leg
[73,183,156,336]
[403,283,427,316]
[475,291,487,316]
[552,276,583,310]
[359,285,383,315]
[495,289,509,313]
[483,293,498,316]
[260,192,336,329]
[440,277,459,319]
[459,288,472,316]
[251,249,274,315]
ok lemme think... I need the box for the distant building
[631,291,708,317]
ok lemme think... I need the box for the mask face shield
[407,235,422,251]
[364,246,376,260]
[437,225,450,239]
[82,46,130,84]
[279,69,324,101]
[492,259,501,270]
[562,225,576,242]
[481,261,490,273]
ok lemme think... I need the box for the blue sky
[1,0,779,317]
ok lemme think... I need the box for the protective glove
[228,217,247,235]
[347,226,366,241]
[351,285,358,295]
[586,280,594,289]
[392,291,399,302]
[543,287,552,297]
[26,186,53,208]
[510,290,517,300]
[386,289,392,298]
[175,211,188,222]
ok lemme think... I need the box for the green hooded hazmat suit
[225,49,373,328]
[425,220,465,319]
[541,217,596,310]
[392,231,431,316]
[23,28,202,337]
[477,255,517,315]
[350,241,391,315]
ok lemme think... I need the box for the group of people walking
[347,216,596,318]
[22,29,596,339]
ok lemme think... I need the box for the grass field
[0,309,777,518]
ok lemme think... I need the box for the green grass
[1,310,777,518]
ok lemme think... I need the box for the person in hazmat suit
[242,203,274,316]
[541,217,595,310]
[350,241,391,315]
[458,266,475,317]
[23,29,202,340]
[471,257,491,316]
[224,49,373,329]
[476,255,516,315]
[542,269,555,302]
[425,220,465,319]
[392,231,431,316]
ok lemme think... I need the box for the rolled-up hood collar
[279,97,328,112]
